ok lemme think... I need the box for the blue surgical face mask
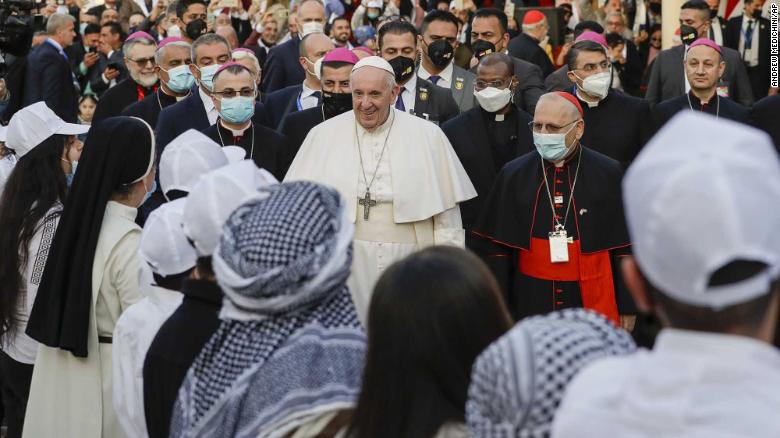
[141,179,157,206]
[197,64,222,91]
[219,96,255,124]
[164,64,196,93]
[532,123,578,162]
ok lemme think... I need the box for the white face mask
[474,86,513,113]
[539,35,550,48]
[300,21,324,38]
[576,70,612,100]
[167,24,182,38]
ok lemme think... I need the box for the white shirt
[299,82,320,111]
[1,203,61,364]
[739,17,760,67]
[418,61,454,89]
[199,86,219,125]
[552,328,780,438]
[113,284,183,438]
[396,74,417,114]
[710,16,725,45]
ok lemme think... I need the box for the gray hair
[155,40,192,65]
[191,33,230,63]
[46,13,75,35]
[123,35,157,58]
[605,11,625,23]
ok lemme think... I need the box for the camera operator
[89,21,126,96]
[65,23,101,90]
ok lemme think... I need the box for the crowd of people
[0,0,778,436]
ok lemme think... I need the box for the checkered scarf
[170,181,365,438]
[466,309,636,438]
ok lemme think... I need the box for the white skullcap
[183,160,278,257]
[139,198,197,277]
[6,102,89,157]
[160,129,230,199]
[352,55,395,76]
[624,111,780,310]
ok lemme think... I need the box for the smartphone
[89,46,98,54]
[107,60,121,71]
[565,33,574,44]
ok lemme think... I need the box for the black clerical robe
[575,89,653,167]
[93,78,157,123]
[654,91,750,130]
[121,89,180,128]
[143,279,222,438]
[201,118,286,180]
[442,105,534,234]
[474,146,631,323]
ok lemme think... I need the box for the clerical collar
[688,89,716,107]
[219,119,251,137]
[575,88,600,107]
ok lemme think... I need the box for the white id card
[549,230,569,263]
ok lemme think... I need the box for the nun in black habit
[24,116,156,438]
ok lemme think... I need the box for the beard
[131,70,159,88]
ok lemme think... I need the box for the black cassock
[93,78,156,123]
[654,91,750,130]
[442,105,534,238]
[473,146,633,322]
[121,89,179,128]
[201,118,287,181]
[574,89,653,167]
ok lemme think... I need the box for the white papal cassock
[285,108,477,322]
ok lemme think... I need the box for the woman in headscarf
[0,103,86,438]
[23,116,157,438]
[346,246,513,438]
[170,181,366,438]
[466,308,637,437]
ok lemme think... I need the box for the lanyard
[540,147,582,233]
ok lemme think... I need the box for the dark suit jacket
[508,33,555,78]
[260,36,304,94]
[449,65,477,112]
[410,78,459,125]
[725,15,771,99]
[92,78,155,123]
[441,106,534,230]
[545,65,574,91]
[474,57,546,114]
[89,50,127,97]
[263,84,302,129]
[278,105,323,176]
[201,117,287,180]
[155,91,211,149]
[709,15,729,45]
[613,39,643,96]
[121,90,178,128]
[645,44,754,107]
[23,41,79,122]
[64,43,98,91]
[751,94,780,153]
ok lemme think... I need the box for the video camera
[0,0,41,60]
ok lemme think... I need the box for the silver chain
[540,145,583,232]
[355,111,395,195]
[217,121,256,159]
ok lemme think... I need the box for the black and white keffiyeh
[466,309,637,438]
[170,181,365,438]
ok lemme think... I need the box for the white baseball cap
[366,0,383,8]
[6,102,89,158]
[183,160,278,257]
[624,112,780,309]
[139,198,197,277]
[159,129,231,199]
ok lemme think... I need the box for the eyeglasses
[213,88,257,98]
[528,119,580,133]
[127,56,156,67]
[474,79,511,90]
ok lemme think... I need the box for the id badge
[549,230,569,263]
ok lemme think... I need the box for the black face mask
[427,39,454,69]
[322,90,353,118]
[388,55,416,83]
[648,2,661,14]
[186,19,208,41]
[471,39,497,60]
[680,24,698,45]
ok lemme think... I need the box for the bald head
[299,32,334,58]
[297,0,326,25]
[478,52,514,75]
[215,25,239,50]
[537,92,581,121]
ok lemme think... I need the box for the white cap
[183,160,278,256]
[159,129,230,199]
[624,112,780,309]
[352,55,395,77]
[139,198,197,277]
[6,102,89,157]
[366,0,382,7]
[221,145,247,163]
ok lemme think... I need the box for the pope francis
[285,56,477,323]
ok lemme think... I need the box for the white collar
[400,73,417,92]
[418,61,454,84]
[46,38,63,52]
[575,88,600,107]
[219,119,251,136]
[199,86,215,112]
[301,81,319,98]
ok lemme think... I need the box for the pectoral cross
[358,191,376,220]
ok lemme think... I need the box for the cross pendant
[358,191,377,220]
